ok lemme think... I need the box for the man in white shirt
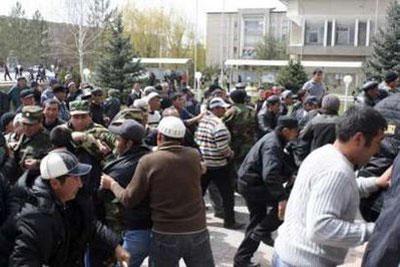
[273,106,391,267]
[146,92,161,130]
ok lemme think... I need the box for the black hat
[230,89,247,104]
[266,95,280,105]
[384,71,399,83]
[277,116,298,129]
[0,112,15,132]
[108,119,145,142]
[20,89,35,99]
[362,81,379,91]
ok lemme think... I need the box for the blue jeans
[150,230,215,267]
[122,229,151,267]
[272,252,294,267]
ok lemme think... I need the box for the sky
[0,0,286,37]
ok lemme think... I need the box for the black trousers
[201,165,235,225]
[234,198,282,264]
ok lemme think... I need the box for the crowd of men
[0,67,400,267]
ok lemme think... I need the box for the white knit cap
[146,92,160,104]
[157,116,186,138]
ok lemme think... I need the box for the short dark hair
[313,68,323,75]
[171,93,183,101]
[50,126,74,152]
[337,106,387,146]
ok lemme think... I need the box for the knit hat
[157,117,186,138]
[321,94,340,113]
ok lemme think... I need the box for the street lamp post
[343,75,353,111]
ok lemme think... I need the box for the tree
[276,60,308,93]
[365,1,400,78]
[255,36,287,60]
[95,13,143,92]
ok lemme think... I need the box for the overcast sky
[0,0,286,37]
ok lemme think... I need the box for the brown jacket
[111,142,206,233]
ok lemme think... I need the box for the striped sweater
[195,111,231,168]
[275,144,378,267]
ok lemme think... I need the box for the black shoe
[233,261,261,267]
[261,236,274,247]
[214,212,224,219]
[224,222,245,230]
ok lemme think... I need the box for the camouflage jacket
[224,103,256,163]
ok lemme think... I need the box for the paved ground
[143,193,364,266]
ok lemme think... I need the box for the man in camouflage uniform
[224,89,256,170]
[12,105,51,184]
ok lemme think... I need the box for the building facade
[206,8,289,66]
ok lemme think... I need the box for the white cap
[133,98,148,110]
[40,150,91,179]
[143,86,156,96]
[209,97,230,109]
[157,117,186,138]
[146,92,160,104]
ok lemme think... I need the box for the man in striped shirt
[195,97,244,229]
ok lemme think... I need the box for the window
[327,21,332,45]
[335,22,355,46]
[305,21,324,45]
[242,17,264,58]
[358,21,367,46]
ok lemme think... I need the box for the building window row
[305,19,371,47]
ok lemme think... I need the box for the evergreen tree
[365,1,400,78]
[95,13,143,92]
[276,59,308,93]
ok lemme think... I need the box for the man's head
[162,107,180,118]
[69,100,92,131]
[43,99,60,123]
[50,126,74,151]
[384,71,399,89]
[147,92,161,112]
[109,119,145,155]
[276,116,299,141]
[91,88,103,104]
[52,84,67,102]
[67,82,77,93]
[157,116,186,145]
[303,96,319,111]
[21,106,43,137]
[171,93,185,111]
[0,112,15,134]
[40,150,91,203]
[336,106,387,166]
[321,94,340,114]
[266,95,281,114]
[281,90,294,106]
[312,68,324,83]
[209,97,230,118]
[17,77,27,88]
[362,81,379,99]
[20,89,35,106]
[230,89,247,104]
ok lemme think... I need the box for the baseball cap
[109,119,145,142]
[209,97,230,109]
[69,100,90,115]
[362,81,379,91]
[40,150,92,179]
[281,90,293,99]
[146,92,161,104]
[157,116,186,138]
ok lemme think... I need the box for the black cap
[108,119,145,142]
[384,71,399,83]
[362,81,379,91]
[266,95,280,105]
[20,89,35,99]
[277,116,298,129]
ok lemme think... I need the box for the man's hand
[24,159,39,170]
[114,245,130,267]
[100,173,116,190]
[278,200,287,221]
[71,132,86,142]
[376,166,393,188]
[98,141,111,155]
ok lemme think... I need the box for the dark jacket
[0,177,120,267]
[357,92,376,107]
[90,103,106,126]
[257,108,278,139]
[104,97,121,121]
[237,131,296,203]
[102,145,152,230]
[297,112,338,161]
[359,94,400,221]
[44,118,66,132]
[362,153,400,267]
[0,92,9,117]
[0,173,10,226]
